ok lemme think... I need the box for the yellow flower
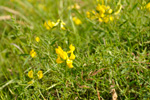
[108,9,113,14]
[86,11,91,18]
[37,70,43,79]
[35,37,40,42]
[96,4,105,14]
[109,16,113,21]
[28,70,33,78]
[98,18,103,22]
[106,6,110,10]
[60,21,66,30]
[56,45,75,68]
[56,56,63,63]
[28,80,34,84]
[44,20,56,30]
[100,13,105,18]
[55,19,66,30]
[30,49,36,58]
[66,59,73,68]
[103,17,109,23]
[146,2,150,11]
[55,46,68,60]
[73,17,82,25]
[70,52,75,60]
[69,44,75,52]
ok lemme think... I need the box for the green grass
[0,0,150,99]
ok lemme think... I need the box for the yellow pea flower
[98,18,103,22]
[56,56,63,64]
[109,16,113,21]
[73,17,82,25]
[103,17,109,23]
[69,44,75,52]
[66,59,73,68]
[37,70,43,79]
[106,6,110,10]
[60,21,66,30]
[55,46,68,60]
[146,2,150,11]
[86,11,91,18]
[56,45,75,68]
[30,49,36,58]
[28,70,33,78]
[96,4,105,13]
[108,9,113,14]
[44,20,56,30]
[70,52,75,60]
[35,37,40,42]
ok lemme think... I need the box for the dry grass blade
[111,89,118,100]
[91,68,106,76]
[96,85,100,100]
[0,15,12,21]
[0,6,33,28]
[11,43,24,53]
[78,85,89,88]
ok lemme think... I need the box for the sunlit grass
[0,0,150,99]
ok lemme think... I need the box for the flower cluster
[86,2,122,23]
[147,3,150,11]
[142,2,150,11]
[28,70,43,84]
[73,17,82,25]
[44,19,66,30]
[35,37,40,42]
[55,44,75,68]
[30,49,36,58]
[86,4,113,23]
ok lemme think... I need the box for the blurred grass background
[0,0,150,99]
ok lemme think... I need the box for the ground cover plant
[0,0,150,99]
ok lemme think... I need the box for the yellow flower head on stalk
[86,11,91,18]
[103,16,109,23]
[35,37,40,42]
[108,9,113,14]
[56,44,75,68]
[73,17,82,25]
[66,59,73,68]
[44,20,56,30]
[28,70,33,78]
[54,19,66,30]
[55,46,68,60]
[109,16,114,21]
[37,70,43,79]
[30,49,36,58]
[69,44,75,52]
[87,3,115,23]
[96,4,105,13]
[70,52,75,60]
[60,21,66,30]
[56,56,64,64]
[98,18,103,22]
[146,2,150,11]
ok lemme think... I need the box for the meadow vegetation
[0,0,150,99]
